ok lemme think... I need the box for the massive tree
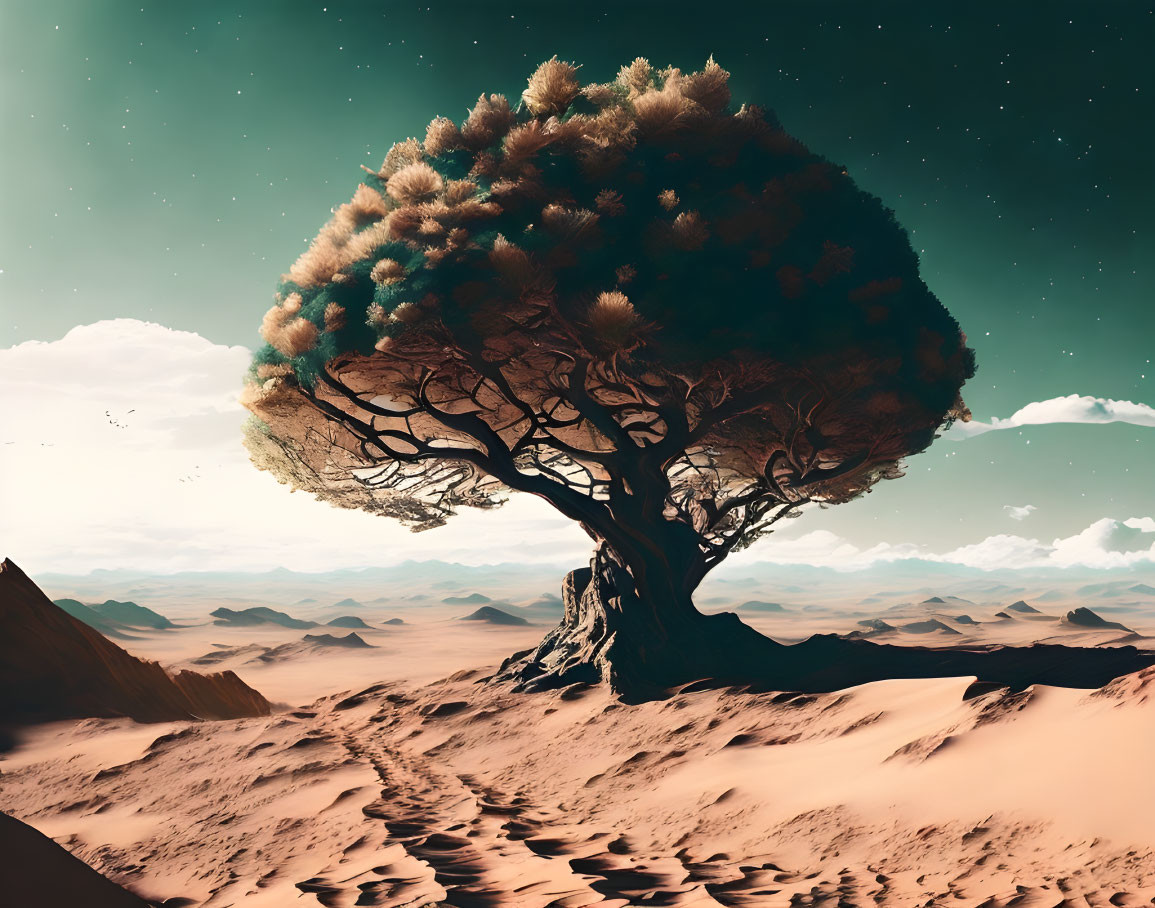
[244,56,980,694]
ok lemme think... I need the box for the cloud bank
[744,516,1155,572]
[0,320,589,574]
[3,320,1152,576]
[945,394,1155,439]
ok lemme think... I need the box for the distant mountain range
[26,558,1155,633]
[53,598,175,637]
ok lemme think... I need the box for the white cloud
[944,394,1155,440]
[0,320,588,574]
[737,518,1155,572]
[1003,504,1037,521]
[730,530,924,571]
[1048,517,1155,568]
[937,534,1054,570]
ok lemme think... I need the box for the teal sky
[1,0,1153,565]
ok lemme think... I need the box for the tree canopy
[242,55,974,581]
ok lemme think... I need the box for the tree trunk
[496,538,783,698]
[497,540,1155,700]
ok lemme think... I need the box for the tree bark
[497,536,784,698]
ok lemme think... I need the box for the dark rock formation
[1061,607,1133,633]
[0,559,270,732]
[0,811,151,906]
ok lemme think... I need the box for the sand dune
[3,662,1153,906]
[190,632,375,670]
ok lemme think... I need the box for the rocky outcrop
[0,559,271,729]
[1061,606,1133,633]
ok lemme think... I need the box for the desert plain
[2,558,1154,906]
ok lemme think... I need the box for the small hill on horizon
[90,599,175,629]
[382,617,406,625]
[737,600,787,613]
[330,597,366,610]
[1061,607,1133,633]
[1007,600,1042,614]
[848,618,896,638]
[211,606,317,629]
[194,632,376,668]
[460,606,529,626]
[445,593,492,605]
[301,632,373,648]
[326,615,371,629]
[899,619,962,635]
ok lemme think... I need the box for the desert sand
[3,561,1155,906]
[3,662,1154,906]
